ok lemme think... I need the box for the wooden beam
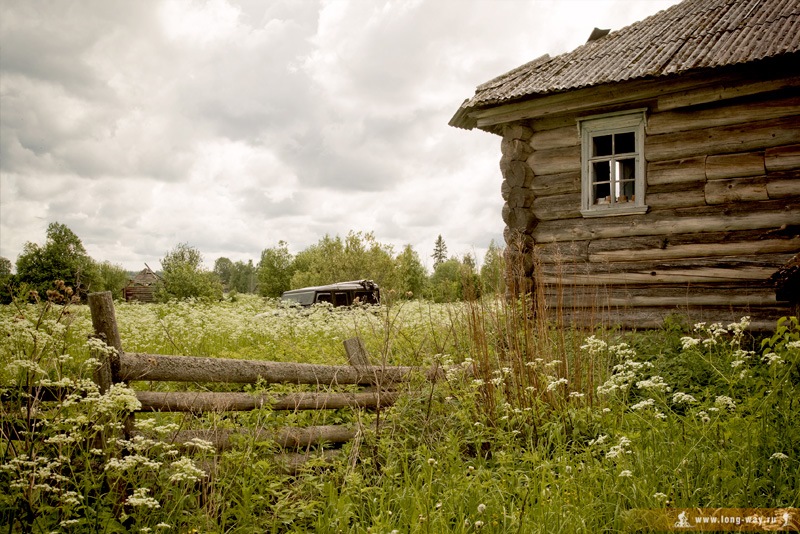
[118,352,436,385]
[531,201,800,243]
[135,390,399,413]
[588,238,800,263]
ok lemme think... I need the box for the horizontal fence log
[140,424,360,452]
[119,352,436,385]
[135,390,400,413]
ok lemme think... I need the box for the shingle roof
[452,0,800,128]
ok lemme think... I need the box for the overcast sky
[1,0,681,272]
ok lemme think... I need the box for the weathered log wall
[497,67,800,329]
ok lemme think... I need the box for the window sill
[580,205,649,218]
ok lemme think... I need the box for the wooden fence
[88,291,439,472]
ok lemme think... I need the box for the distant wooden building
[123,266,160,303]
[451,0,800,329]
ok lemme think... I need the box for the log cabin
[451,0,800,330]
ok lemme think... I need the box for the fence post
[88,291,123,394]
[343,337,370,367]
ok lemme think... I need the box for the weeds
[1,286,798,532]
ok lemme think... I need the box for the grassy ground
[1,288,798,532]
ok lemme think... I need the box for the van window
[333,292,350,307]
[316,292,332,303]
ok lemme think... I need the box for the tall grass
[1,282,798,532]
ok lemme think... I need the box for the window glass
[592,135,612,157]
[316,292,331,303]
[615,132,635,154]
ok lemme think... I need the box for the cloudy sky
[1,0,680,272]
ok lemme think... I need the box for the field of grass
[1,287,798,532]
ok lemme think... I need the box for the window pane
[592,161,610,183]
[594,182,610,203]
[615,132,635,154]
[617,158,636,181]
[592,135,612,157]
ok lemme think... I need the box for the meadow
[1,286,798,533]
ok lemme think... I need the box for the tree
[94,261,130,299]
[425,257,463,303]
[480,240,505,295]
[213,257,235,290]
[290,231,397,290]
[156,243,222,301]
[432,235,447,269]
[395,244,427,298]
[229,260,257,294]
[15,222,98,299]
[257,242,295,298]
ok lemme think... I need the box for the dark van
[280,280,380,307]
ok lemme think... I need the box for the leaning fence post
[343,337,370,367]
[88,291,123,394]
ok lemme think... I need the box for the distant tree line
[1,223,506,304]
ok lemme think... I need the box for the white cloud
[0,0,682,271]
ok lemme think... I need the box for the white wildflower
[630,398,655,411]
[714,396,736,411]
[672,392,697,405]
[546,377,568,391]
[477,503,486,514]
[636,375,668,391]
[769,452,789,461]
[762,352,784,365]
[125,488,160,509]
[169,457,206,483]
[680,337,701,350]
[618,470,633,477]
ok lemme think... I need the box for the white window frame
[578,109,648,218]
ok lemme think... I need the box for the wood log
[704,177,769,205]
[138,425,360,452]
[705,152,766,180]
[531,200,800,243]
[546,291,777,308]
[556,307,785,332]
[587,228,799,252]
[767,178,800,199]
[530,171,581,196]
[647,156,707,186]
[588,237,800,263]
[501,123,533,141]
[541,266,778,285]
[507,186,535,208]
[645,116,800,162]
[646,189,707,209]
[344,337,370,367]
[502,160,534,188]
[135,390,399,413]
[501,138,533,161]
[88,292,123,393]
[530,124,578,151]
[532,193,581,221]
[541,252,794,275]
[765,144,800,172]
[533,241,590,263]
[502,204,538,232]
[649,93,800,134]
[118,352,435,385]
[527,145,580,176]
